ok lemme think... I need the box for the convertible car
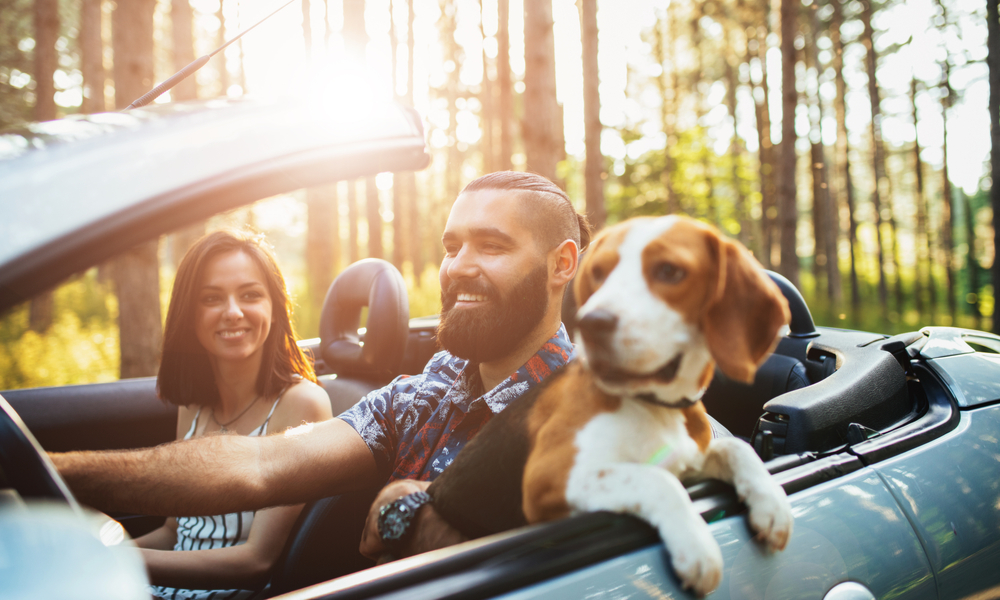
[2,97,1000,600]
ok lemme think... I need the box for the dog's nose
[578,309,618,341]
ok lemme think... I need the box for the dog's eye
[592,265,605,282]
[652,262,685,284]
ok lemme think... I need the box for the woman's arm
[141,381,336,589]
[141,505,303,589]
[132,517,178,550]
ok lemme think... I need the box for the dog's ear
[703,235,790,384]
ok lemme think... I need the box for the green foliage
[0,0,34,129]
[606,125,757,241]
[0,270,119,389]
[404,263,443,318]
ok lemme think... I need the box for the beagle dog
[429,215,793,596]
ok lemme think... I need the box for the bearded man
[52,171,591,577]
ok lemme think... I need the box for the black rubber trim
[847,362,959,466]
[281,512,657,600]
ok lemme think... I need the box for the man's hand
[360,479,468,562]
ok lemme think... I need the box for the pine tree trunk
[367,176,383,259]
[935,0,957,323]
[725,50,751,253]
[831,0,860,313]
[216,0,228,96]
[405,0,423,282]
[911,77,934,321]
[348,179,359,264]
[343,0,367,66]
[390,1,406,269]
[523,0,560,181]
[29,0,59,333]
[497,0,513,171]
[303,0,337,308]
[580,0,605,230]
[168,0,202,266]
[307,185,338,312]
[653,6,680,216]
[962,189,982,327]
[690,9,715,223]
[863,0,903,319]
[989,0,999,333]
[343,0,367,265]
[80,0,105,113]
[665,4,680,216]
[778,0,799,287]
[753,16,776,269]
[441,0,462,202]
[806,2,840,303]
[805,7,826,298]
[941,77,957,323]
[480,0,495,174]
[112,0,161,378]
[171,0,196,101]
[861,0,888,317]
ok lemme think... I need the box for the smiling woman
[136,228,333,599]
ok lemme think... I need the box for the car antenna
[124,0,295,110]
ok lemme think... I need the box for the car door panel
[1,377,175,453]
[875,405,1000,599]
[494,467,935,600]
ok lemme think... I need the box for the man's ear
[549,239,579,288]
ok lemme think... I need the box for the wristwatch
[377,490,433,555]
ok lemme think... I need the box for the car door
[484,456,936,600]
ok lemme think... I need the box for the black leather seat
[268,259,409,595]
[316,258,410,415]
[701,354,809,439]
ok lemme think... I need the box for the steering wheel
[0,394,80,508]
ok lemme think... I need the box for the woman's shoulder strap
[183,407,203,440]
[252,387,288,436]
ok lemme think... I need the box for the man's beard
[437,264,549,363]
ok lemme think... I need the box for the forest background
[0,0,996,388]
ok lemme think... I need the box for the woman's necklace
[211,394,261,433]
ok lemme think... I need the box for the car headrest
[319,259,409,379]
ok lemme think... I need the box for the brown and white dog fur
[524,215,793,596]
[429,215,793,596]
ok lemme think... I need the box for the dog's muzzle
[588,353,684,385]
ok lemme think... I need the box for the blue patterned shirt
[339,325,575,483]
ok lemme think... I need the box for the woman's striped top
[150,393,283,600]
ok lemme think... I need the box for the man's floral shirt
[339,325,575,482]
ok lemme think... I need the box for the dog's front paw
[747,487,794,551]
[667,528,723,597]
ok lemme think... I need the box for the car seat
[317,258,410,415]
[268,259,410,595]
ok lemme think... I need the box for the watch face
[380,506,410,541]
[378,491,431,548]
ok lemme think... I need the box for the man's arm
[51,418,380,516]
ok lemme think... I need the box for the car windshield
[0,96,420,271]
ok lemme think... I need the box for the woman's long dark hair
[157,229,317,408]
